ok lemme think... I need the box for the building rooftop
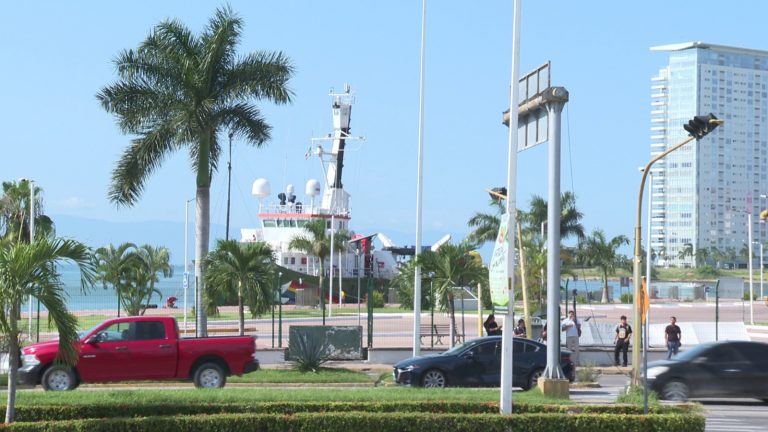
[651,41,768,57]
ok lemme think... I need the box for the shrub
[620,293,633,304]
[695,265,719,277]
[290,333,330,372]
[370,291,385,308]
[1,412,706,432]
[617,384,660,406]
[576,361,598,383]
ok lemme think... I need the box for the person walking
[613,315,632,367]
[665,316,681,359]
[561,310,581,364]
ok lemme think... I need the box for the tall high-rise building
[651,42,768,268]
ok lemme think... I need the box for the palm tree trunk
[238,282,244,336]
[195,187,210,337]
[5,306,20,423]
[601,270,609,303]
[447,291,459,346]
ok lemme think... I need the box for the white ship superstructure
[241,85,397,280]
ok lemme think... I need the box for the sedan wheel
[421,369,446,388]
[662,380,689,401]
[526,368,544,391]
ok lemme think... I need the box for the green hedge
[4,401,691,422]
[2,412,706,432]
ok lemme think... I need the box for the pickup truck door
[126,320,178,379]
[79,320,177,382]
[78,322,137,382]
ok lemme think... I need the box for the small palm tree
[204,239,275,335]
[419,242,487,346]
[129,245,173,316]
[678,243,694,267]
[710,246,723,269]
[0,237,95,423]
[577,229,629,303]
[288,219,349,319]
[94,242,138,316]
[97,6,294,336]
[695,248,710,267]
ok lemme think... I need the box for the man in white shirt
[561,310,580,364]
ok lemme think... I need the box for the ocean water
[22,264,732,313]
[22,264,191,312]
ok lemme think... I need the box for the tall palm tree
[466,200,504,246]
[577,229,629,303]
[419,242,487,346]
[0,237,95,423]
[288,219,350,321]
[709,246,723,269]
[94,242,138,316]
[203,239,275,335]
[520,191,586,242]
[97,6,294,336]
[0,180,54,242]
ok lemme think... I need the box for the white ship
[240,85,399,289]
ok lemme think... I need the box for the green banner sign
[489,213,511,312]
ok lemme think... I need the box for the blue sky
[1,1,764,264]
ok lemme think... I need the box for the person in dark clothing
[513,318,526,338]
[484,314,502,336]
[614,315,632,367]
[665,316,682,359]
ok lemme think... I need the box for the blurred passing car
[646,340,768,402]
[393,336,575,389]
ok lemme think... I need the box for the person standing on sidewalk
[664,316,682,359]
[561,310,581,364]
[613,315,632,367]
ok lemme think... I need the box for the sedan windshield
[442,339,480,356]
[673,343,713,362]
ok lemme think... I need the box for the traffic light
[683,113,722,139]
[760,208,768,221]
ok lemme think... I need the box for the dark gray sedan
[393,336,575,389]
[646,340,768,402]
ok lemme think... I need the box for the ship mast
[314,84,364,215]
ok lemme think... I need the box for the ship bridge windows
[263,219,277,228]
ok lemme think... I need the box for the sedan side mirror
[463,351,475,360]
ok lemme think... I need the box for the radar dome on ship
[252,179,271,198]
[305,179,321,196]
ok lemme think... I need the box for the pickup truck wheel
[42,365,77,391]
[194,362,226,389]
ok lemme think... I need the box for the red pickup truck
[18,316,259,390]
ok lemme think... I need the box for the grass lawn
[13,386,571,406]
[228,367,373,384]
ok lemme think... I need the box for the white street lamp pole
[500,0,522,415]
[412,0,427,357]
[329,214,335,318]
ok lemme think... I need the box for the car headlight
[401,365,421,372]
[645,366,668,380]
[22,354,40,366]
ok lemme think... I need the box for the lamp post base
[537,378,570,399]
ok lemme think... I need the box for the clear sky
[1,1,765,264]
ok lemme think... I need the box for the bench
[420,323,463,346]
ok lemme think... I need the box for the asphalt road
[578,374,768,432]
